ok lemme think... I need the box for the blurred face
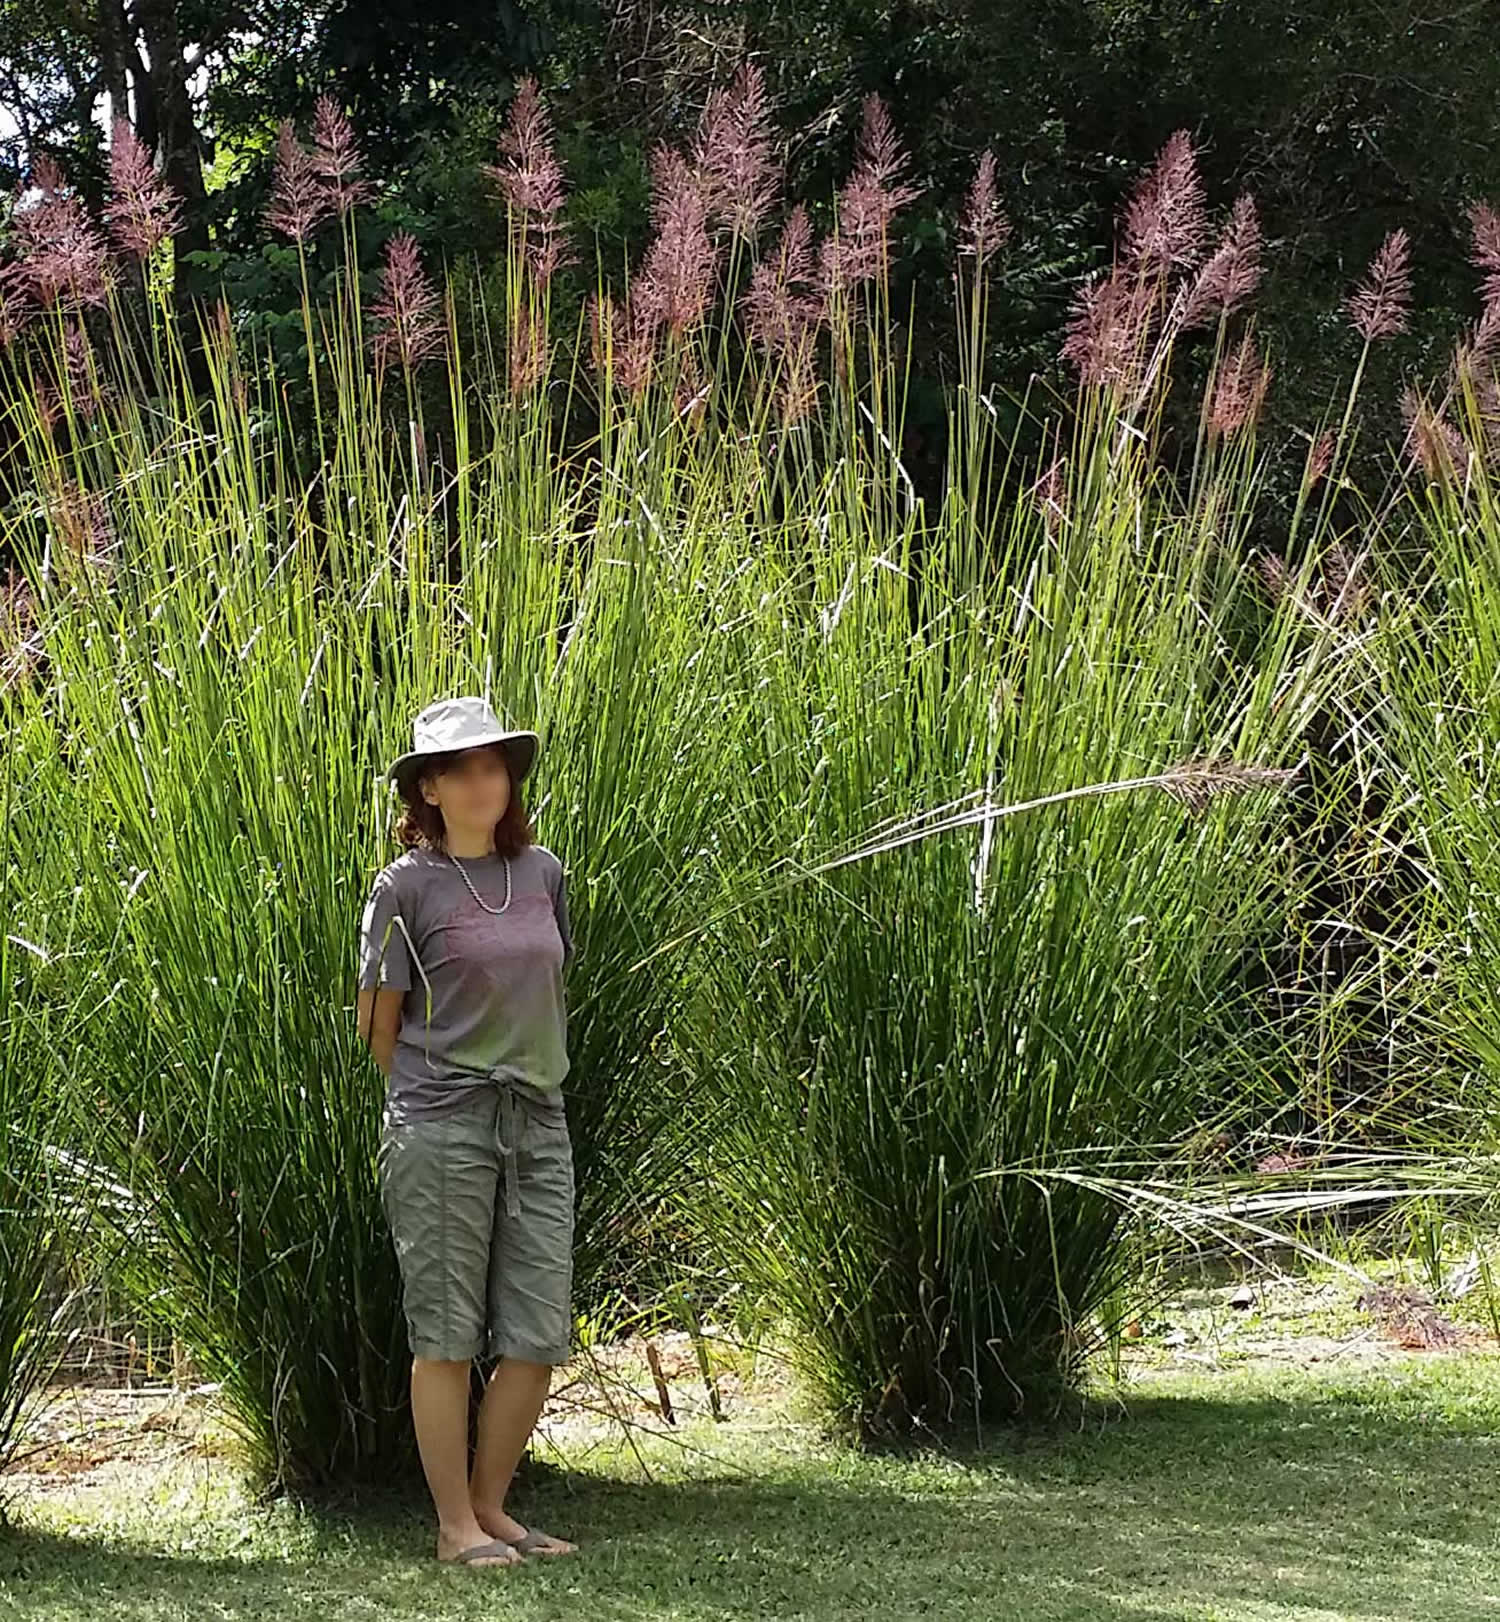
[419,744,511,839]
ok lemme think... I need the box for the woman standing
[356,695,578,1570]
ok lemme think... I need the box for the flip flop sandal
[449,1537,522,1566]
[507,1527,575,1555]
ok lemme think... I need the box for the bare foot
[437,1521,524,1567]
[472,1502,577,1555]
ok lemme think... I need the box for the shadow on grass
[3,1373,1499,1620]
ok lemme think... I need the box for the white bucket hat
[386,696,539,793]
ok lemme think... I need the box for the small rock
[1229,1285,1256,1310]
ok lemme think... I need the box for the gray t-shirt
[356,843,573,1118]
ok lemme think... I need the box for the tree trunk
[97,0,132,132]
[130,4,209,263]
[130,0,211,380]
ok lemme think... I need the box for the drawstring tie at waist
[487,1073,565,1218]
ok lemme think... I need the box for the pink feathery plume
[483,76,574,287]
[369,232,446,372]
[634,146,716,338]
[0,574,41,691]
[1028,453,1068,535]
[958,149,1010,268]
[1468,201,1500,313]
[0,575,42,688]
[1447,312,1499,414]
[1471,301,1500,364]
[47,479,116,572]
[0,262,32,347]
[60,319,113,420]
[600,286,660,396]
[674,346,710,426]
[1401,384,1467,482]
[586,291,614,376]
[13,155,112,312]
[311,96,374,216]
[1304,430,1335,491]
[1182,194,1261,328]
[34,380,64,432]
[1208,330,1270,436]
[615,322,657,396]
[265,121,333,243]
[1060,267,1153,391]
[693,62,780,244]
[28,156,63,198]
[817,94,922,301]
[507,304,549,398]
[1323,544,1368,622]
[744,204,821,355]
[857,94,920,198]
[486,76,567,216]
[817,168,891,294]
[206,297,248,413]
[1122,129,1208,275]
[1474,369,1500,467]
[1255,552,1291,604]
[105,118,184,261]
[776,344,820,425]
[1346,229,1412,342]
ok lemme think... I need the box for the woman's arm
[553,861,574,969]
[356,865,412,1074]
[357,986,404,1075]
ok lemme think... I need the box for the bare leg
[470,1356,576,1554]
[410,1356,520,1566]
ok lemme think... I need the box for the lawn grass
[4,1301,1499,1622]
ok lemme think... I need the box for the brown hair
[393,743,536,857]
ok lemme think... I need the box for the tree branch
[182,4,253,74]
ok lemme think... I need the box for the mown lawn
[3,1327,1499,1622]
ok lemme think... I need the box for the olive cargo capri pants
[378,1079,575,1365]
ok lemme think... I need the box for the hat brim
[387,730,539,792]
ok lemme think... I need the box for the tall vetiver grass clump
[674,133,1364,1435]
[3,421,421,1487]
[0,79,798,1486]
[1368,210,1500,1180]
[0,704,113,1494]
[0,754,61,1490]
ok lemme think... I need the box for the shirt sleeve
[357,868,412,992]
[553,861,575,968]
